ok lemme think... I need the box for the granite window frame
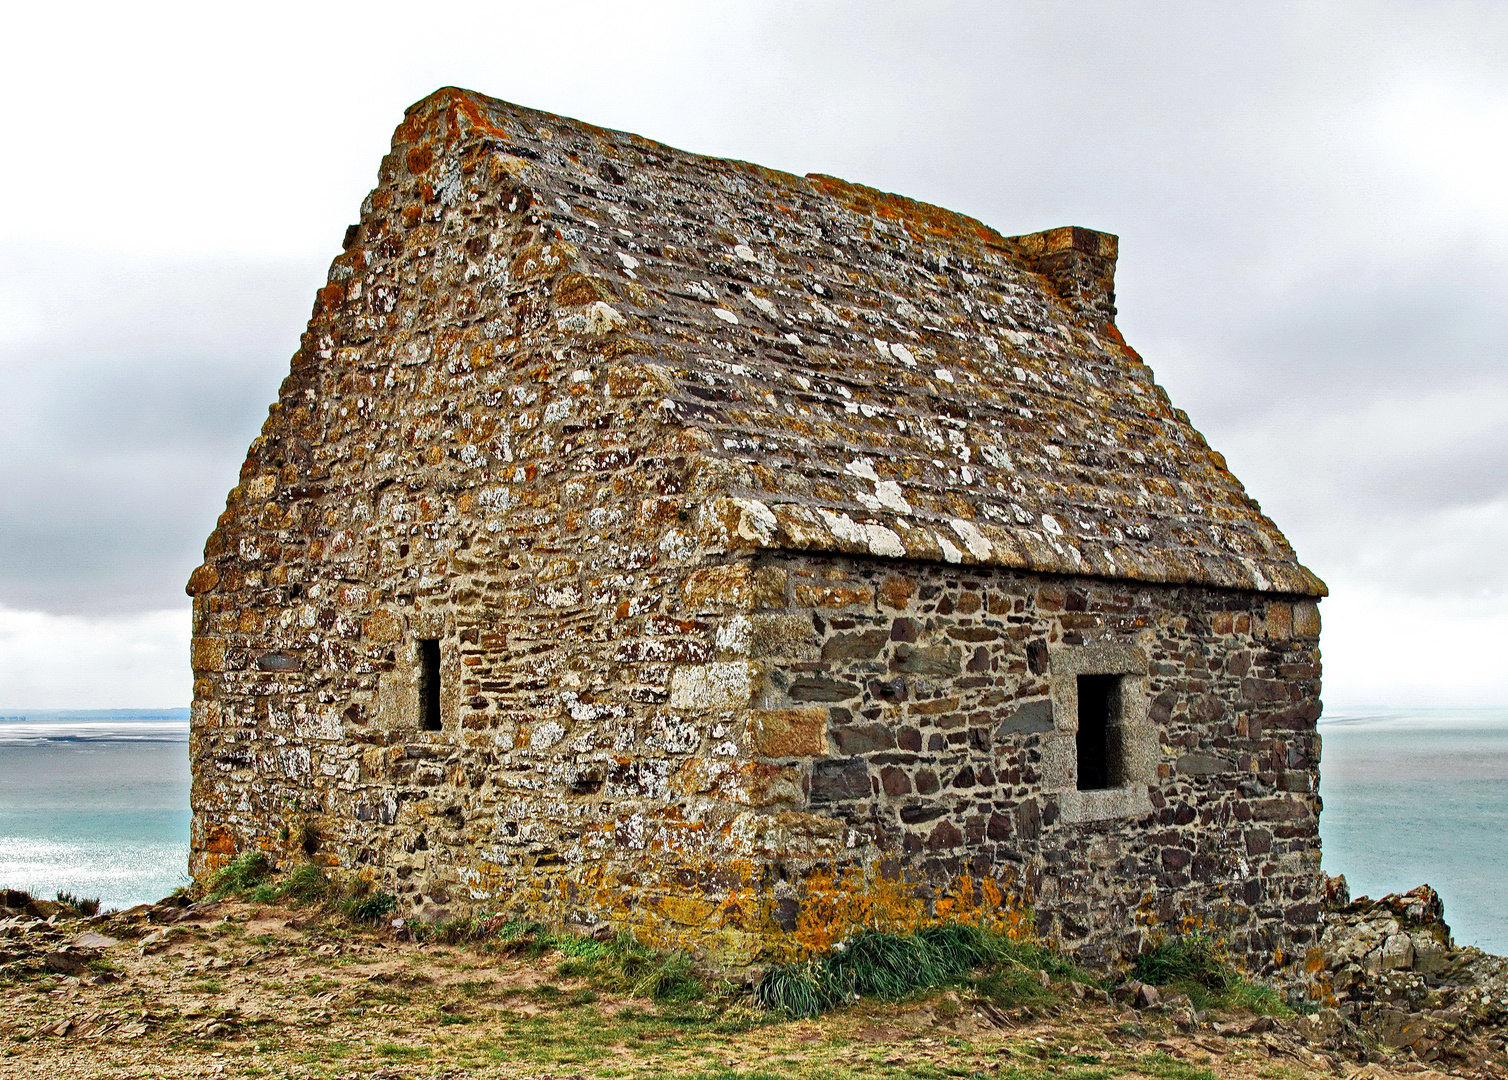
[373,615,453,735]
[1042,642,1156,823]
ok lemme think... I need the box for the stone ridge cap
[405,86,823,191]
[707,491,1328,599]
[405,87,1102,262]
[804,172,1022,253]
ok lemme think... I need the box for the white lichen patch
[557,301,626,335]
[844,458,880,482]
[530,720,567,750]
[817,509,866,547]
[715,614,754,656]
[950,518,994,561]
[668,661,761,712]
[731,498,777,544]
[874,480,911,515]
[864,523,906,559]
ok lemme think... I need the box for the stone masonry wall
[737,554,1325,974]
[191,521,1323,972]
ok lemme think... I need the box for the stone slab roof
[361,88,1325,597]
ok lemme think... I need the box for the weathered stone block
[745,613,822,659]
[668,661,761,712]
[191,638,226,673]
[362,610,404,643]
[186,563,219,596]
[787,676,862,703]
[683,565,787,613]
[997,699,1053,735]
[831,723,896,756]
[746,708,829,758]
[877,574,917,610]
[810,758,871,803]
[1293,600,1321,639]
[1175,752,1231,777]
[891,644,960,677]
[821,630,888,661]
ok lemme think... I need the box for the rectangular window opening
[419,639,442,732]
[1076,674,1122,791]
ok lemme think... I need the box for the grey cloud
[3,0,1507,632]
[0,255,311,614]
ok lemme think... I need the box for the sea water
[0,707,1503,952]
[0,710,190,909]
[1318,707,1508,954]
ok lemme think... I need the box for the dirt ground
[0,899,1500,1080]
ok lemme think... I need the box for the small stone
[69,931,119,949]
[138,928,173,953]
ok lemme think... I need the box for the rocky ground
[1302,884,1508,1069]
[0,884,1505,1080]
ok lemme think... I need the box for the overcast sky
[1,1,1504,708]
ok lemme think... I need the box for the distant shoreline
[0,709,189,720]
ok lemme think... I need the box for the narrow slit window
[419,639,442,731]
[1076,674,1120,791]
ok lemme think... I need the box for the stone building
[187,88,1327,973]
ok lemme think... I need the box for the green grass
[209,857,396,927]
[404,915,707,1005]
[55,890,101,916]
[754,923,1096,1018]
[247,862,329,905]
[1132,934,1290,1016]
[207,852,273,899]
[1130,1052,1219,1079]
[1132,935,1230,991]
[374,1042,430,1060]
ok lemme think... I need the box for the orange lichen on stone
[683,564,787,612]
[781,866,1033,958]
[806,174,1007,248]
[185,563,219,596]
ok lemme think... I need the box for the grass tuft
[55,891,101,916]
[417,912,503,945]
[752,965,825,1018]
[754,922,1098,1018]
[204,858,396,926]
[1133,934,1231,992]
[348,890,398,924]
[1132,933,1290,1016]
[207,852,273,900]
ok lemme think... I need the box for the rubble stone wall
[191,522,1324,970]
